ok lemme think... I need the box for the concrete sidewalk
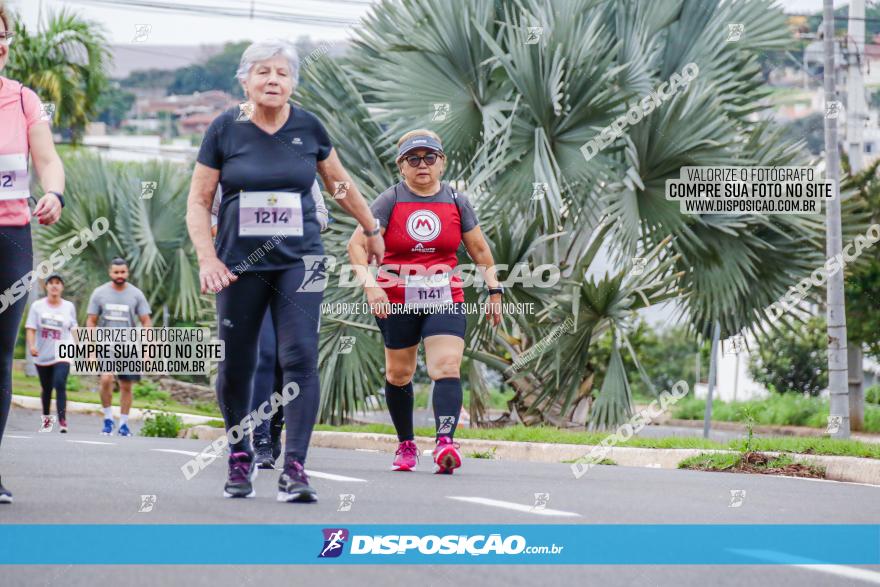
[11,394,219,426]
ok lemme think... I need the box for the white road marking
[734,550,880,584]
[67,440,114,445]
[306,470,368,483]
[6,435,30,439]
[447,496,581,517]
[355,449,380,453]
[149,450,365,482]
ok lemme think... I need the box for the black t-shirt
[196,104,332,271]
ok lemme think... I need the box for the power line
[67,0,362,27]
[111,44,218,64]
[258,0,374,9]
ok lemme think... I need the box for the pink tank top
[0,76,45,226]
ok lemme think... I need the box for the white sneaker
[39,415,54,433]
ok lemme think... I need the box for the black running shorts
[375,303,466,349]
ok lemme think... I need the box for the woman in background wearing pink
[0,3,65,504]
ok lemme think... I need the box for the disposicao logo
[319,528,349,558]
[348,534,527,555]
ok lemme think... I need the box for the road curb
[664,418,880,444]
[11,394,219,426]
[180,427,880,485]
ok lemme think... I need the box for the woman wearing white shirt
[25,273,77,434]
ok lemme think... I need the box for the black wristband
[488,287,504,296]
[363,218,381,237]
[48,191,64,208]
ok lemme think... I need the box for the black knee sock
[432,377,462,440]
[385,380,414,442]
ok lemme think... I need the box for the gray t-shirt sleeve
[311,180,328,230]
[68,301,78,326]
[86,290,101,317]
[370,189,396,228]
[136,291,152,317]
[456,192,479,233]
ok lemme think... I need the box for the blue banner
[1,525,878,565]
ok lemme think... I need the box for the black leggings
[215,262,322,464]
[250,307,283,443]
[0,225,33,450]
[36,363,69,419]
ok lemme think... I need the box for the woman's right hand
[366,286,390,319]
[199,257,238,294]
[30,345,38,357]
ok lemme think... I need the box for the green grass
[412,388,512,411]
[140,411,184,438]
[467,447,497,459]
[11,370,222,418]
[768,87,813,106]
[679,451,741,470]
[562,457,617,465]
[312,423,880,459]
[671,395,880,433]
[679,452,826,477]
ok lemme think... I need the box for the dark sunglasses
[402,152,442,168]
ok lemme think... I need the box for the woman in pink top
[0,3,66,504]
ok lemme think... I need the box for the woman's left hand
[34,193,62,225]
[485,293,502,327]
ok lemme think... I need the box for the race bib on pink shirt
[0,154,30,201]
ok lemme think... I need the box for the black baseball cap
[45,272,64,284]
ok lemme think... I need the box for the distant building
[127,90,239,136]
[178,113,216,135]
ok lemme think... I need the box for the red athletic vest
[378,183,464,304]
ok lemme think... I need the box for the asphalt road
[1,407,879,586]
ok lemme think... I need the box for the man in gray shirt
[86,258,152,437]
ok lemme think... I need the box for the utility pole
[702,321,720,439]
[823,0,851,439]
[846,0,866,431]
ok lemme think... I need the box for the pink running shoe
[432,437,461,474]
[393,440,419,471]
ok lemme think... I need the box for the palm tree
[32,151,204,323]
[5,9,110,142]
[294,0,866,429]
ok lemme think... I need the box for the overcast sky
[6,0,828,45]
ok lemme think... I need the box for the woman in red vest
[348,129,503,475]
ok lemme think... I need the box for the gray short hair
[235,39,300,87]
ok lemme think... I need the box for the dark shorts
[375,302,467,349]
[116,374,141,382]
